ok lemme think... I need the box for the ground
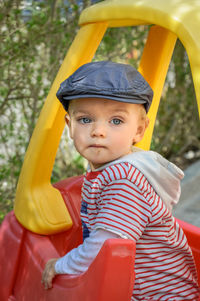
[173,159,200,227]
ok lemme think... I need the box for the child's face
[66,98,148,170]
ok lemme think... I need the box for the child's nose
[91,122,106,138]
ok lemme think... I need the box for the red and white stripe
[81,162,199,300]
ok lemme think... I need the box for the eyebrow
[112,108,129,113]
[72,109,129,115]
[109,108,130,115]
[72,110,91,115]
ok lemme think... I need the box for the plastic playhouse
[0,0,200,300]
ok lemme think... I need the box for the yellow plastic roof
[79,0,200,115]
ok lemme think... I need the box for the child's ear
[64,114,70,126]
[134,117,149,143]
[64,114,73,139]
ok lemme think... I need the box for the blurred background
[1,0,200,223]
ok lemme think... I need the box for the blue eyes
[111,118,122,125]
[77,117,123,125]
[79,117,92,124]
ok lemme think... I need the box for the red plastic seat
[0,176,136,301]
[176,219,200,284]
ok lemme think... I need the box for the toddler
[42,61,200,300]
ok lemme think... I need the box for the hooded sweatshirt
[95,148,184,211]
[55,149,199,300]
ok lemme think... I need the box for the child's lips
[89,144,106,148]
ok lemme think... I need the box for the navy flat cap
[56,61,153,112]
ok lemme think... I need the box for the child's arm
[42,177,151,289]
[41,229,119,289]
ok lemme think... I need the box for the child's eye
[78,117,92,124]
[111,118,123,125]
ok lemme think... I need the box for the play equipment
[0,0,200,300]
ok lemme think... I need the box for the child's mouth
[89,144,106,148]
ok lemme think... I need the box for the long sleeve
[55,229,119,274]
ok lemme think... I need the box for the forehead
[68,97,141,114]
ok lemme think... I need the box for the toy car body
[0,0,200,300]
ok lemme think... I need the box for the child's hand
[41,258,58,289]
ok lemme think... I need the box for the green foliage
[0,0,89,222]
[95,25,148,67]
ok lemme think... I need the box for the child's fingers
[41,258,57,289]
[42,264,54,287]
[42,270,53,289]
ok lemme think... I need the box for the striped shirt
[81,161,200,300]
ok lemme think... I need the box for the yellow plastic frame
[14,0,200,234]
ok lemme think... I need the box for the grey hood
[95,148,184,212]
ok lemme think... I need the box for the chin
[90,160,106,169]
